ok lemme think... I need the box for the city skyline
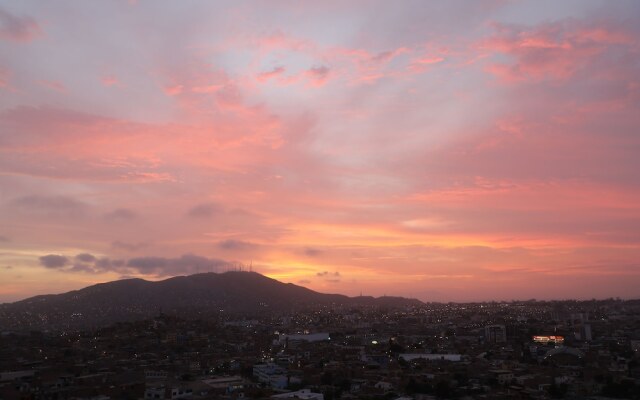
[1,1,640,303]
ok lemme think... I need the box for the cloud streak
[39,254,69,269]
[10,195,87,218]
[36,253,232,277]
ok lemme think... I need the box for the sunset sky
[1,1,640,302]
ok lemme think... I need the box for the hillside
[0,271,422,330]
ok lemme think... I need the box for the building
[144,385,193,400]
[253,363,288,389]
[399,353,462,362]
[277,332,330,346]
[574,323,592,342]
[484,325,506,343]
[201,376,245,392]
[533,335,564,344]
[271,389,324,400]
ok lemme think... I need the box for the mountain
[0,271,422,330]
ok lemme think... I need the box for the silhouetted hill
[0,271,422,330]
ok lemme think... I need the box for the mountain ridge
[0,271,422,330]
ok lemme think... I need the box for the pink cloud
[0,7,41,42]
[156,60,245,117]
[481,20,638,82]
[256,66,286,83]
[305,65,331,87]
[163,84,184,96]
[0,66,9,89]
[101,75,122,87]
[0,99,295,184]
[408,55,445,72]
[0,106,174,182]
[191,84,223,93]
[252,30,313,53]
[38,80,66,92]
[369,47,410,63]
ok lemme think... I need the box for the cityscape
[2,1,640,399]
[1,273,640,399]
[0,272,640,400]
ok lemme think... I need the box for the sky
[1,0,640,303]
